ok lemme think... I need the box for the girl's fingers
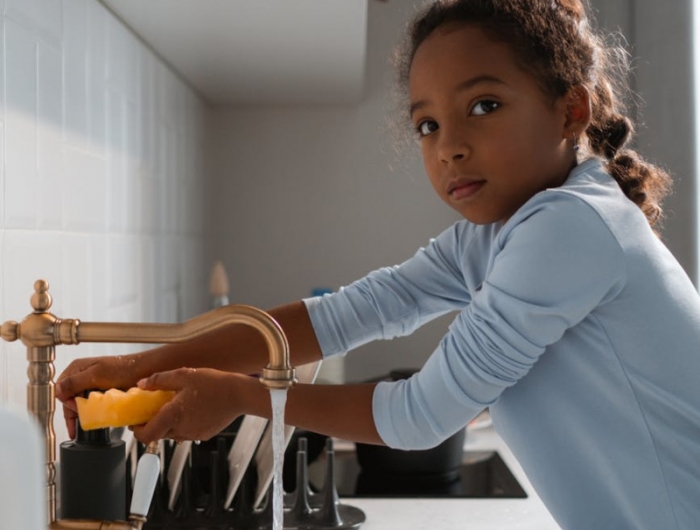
[55,371,92,402]
[130,424,149,443]
[62,397,78,413]
[133,399,183,444]
[63,403,78,440]
[132,368,228,444]
[55,359,105,401]
[137,367,196,392]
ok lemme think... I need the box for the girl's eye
[471,100,499,116]
[416,120,438,137]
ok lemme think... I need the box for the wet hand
[56,354,142,439]
[132,368,241,444]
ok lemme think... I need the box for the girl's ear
[562,85,591,137]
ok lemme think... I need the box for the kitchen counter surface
[336,424,562,529]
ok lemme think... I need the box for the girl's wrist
[130,343,185,377]
[230,372,270,419]
[127,349,169,384]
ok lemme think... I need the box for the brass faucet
[0,279,296,530]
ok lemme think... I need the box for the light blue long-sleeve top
[303,158,700,530]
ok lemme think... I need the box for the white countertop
[336,424,562,529]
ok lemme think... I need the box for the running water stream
[270,388,288,530]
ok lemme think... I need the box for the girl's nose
[437,126,470,163]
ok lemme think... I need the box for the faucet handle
[31,279,52,312]
[129,441,161,521]
[0,320,19,342]
[0,279,53,343]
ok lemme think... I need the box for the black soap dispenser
[60,418,127,521]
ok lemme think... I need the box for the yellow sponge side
[76,387,175,430]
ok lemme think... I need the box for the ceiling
[99,0,369,106]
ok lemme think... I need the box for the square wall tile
[106,234,140,308]
[4,0,34,27]
[106,90,128,232]
[157,125,178,234]
[0,124,5,227]
[61,233,92,317]
[105,12,130,97]
[0,22,5,123]
[64,146,107,232]
[64,0,88,149]
[87,0,108,155]
[35,0,63,46]
[154,235,180,293]
[155,289,179,324]
[38,41,65,230]
[139,236,155,321]
[180,236,206,318]
[139,54,156,177]
[124,100,142,233]
[139,177,157,233]
[5,21,38,229]
[0,231,5,401]
[87,234,108,321]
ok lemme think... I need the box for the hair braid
[585,74,672,230]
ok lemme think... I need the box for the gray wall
[205,0,461,383]
[206,0,697,382]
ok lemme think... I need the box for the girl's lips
[449,180,485,200]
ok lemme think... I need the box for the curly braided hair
[395,0,672,229]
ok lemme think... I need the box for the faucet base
[260,367,297,389]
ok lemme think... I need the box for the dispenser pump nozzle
[75,420,111,445]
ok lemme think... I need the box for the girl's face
[409,23,578,224]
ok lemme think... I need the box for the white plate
[167,440,192,511]
[224,414,269,509]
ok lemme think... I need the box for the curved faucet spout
[0,279,297,527]
[0,280,296,388]
[78,305,296,388]
[74,304,296,389]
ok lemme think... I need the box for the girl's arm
[136,301,324,375]
[56,301,324,439]
[56,301,322,396]
[132,369,383,445]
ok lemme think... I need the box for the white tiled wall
[0,0,209,446]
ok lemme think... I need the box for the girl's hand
[56,354,143,439]
[132,368,242,444]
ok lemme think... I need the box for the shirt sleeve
[303,222,479,357]
[373,193,627,449]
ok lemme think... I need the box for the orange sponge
[76,388,175,431]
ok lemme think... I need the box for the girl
[57,1,700,528]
